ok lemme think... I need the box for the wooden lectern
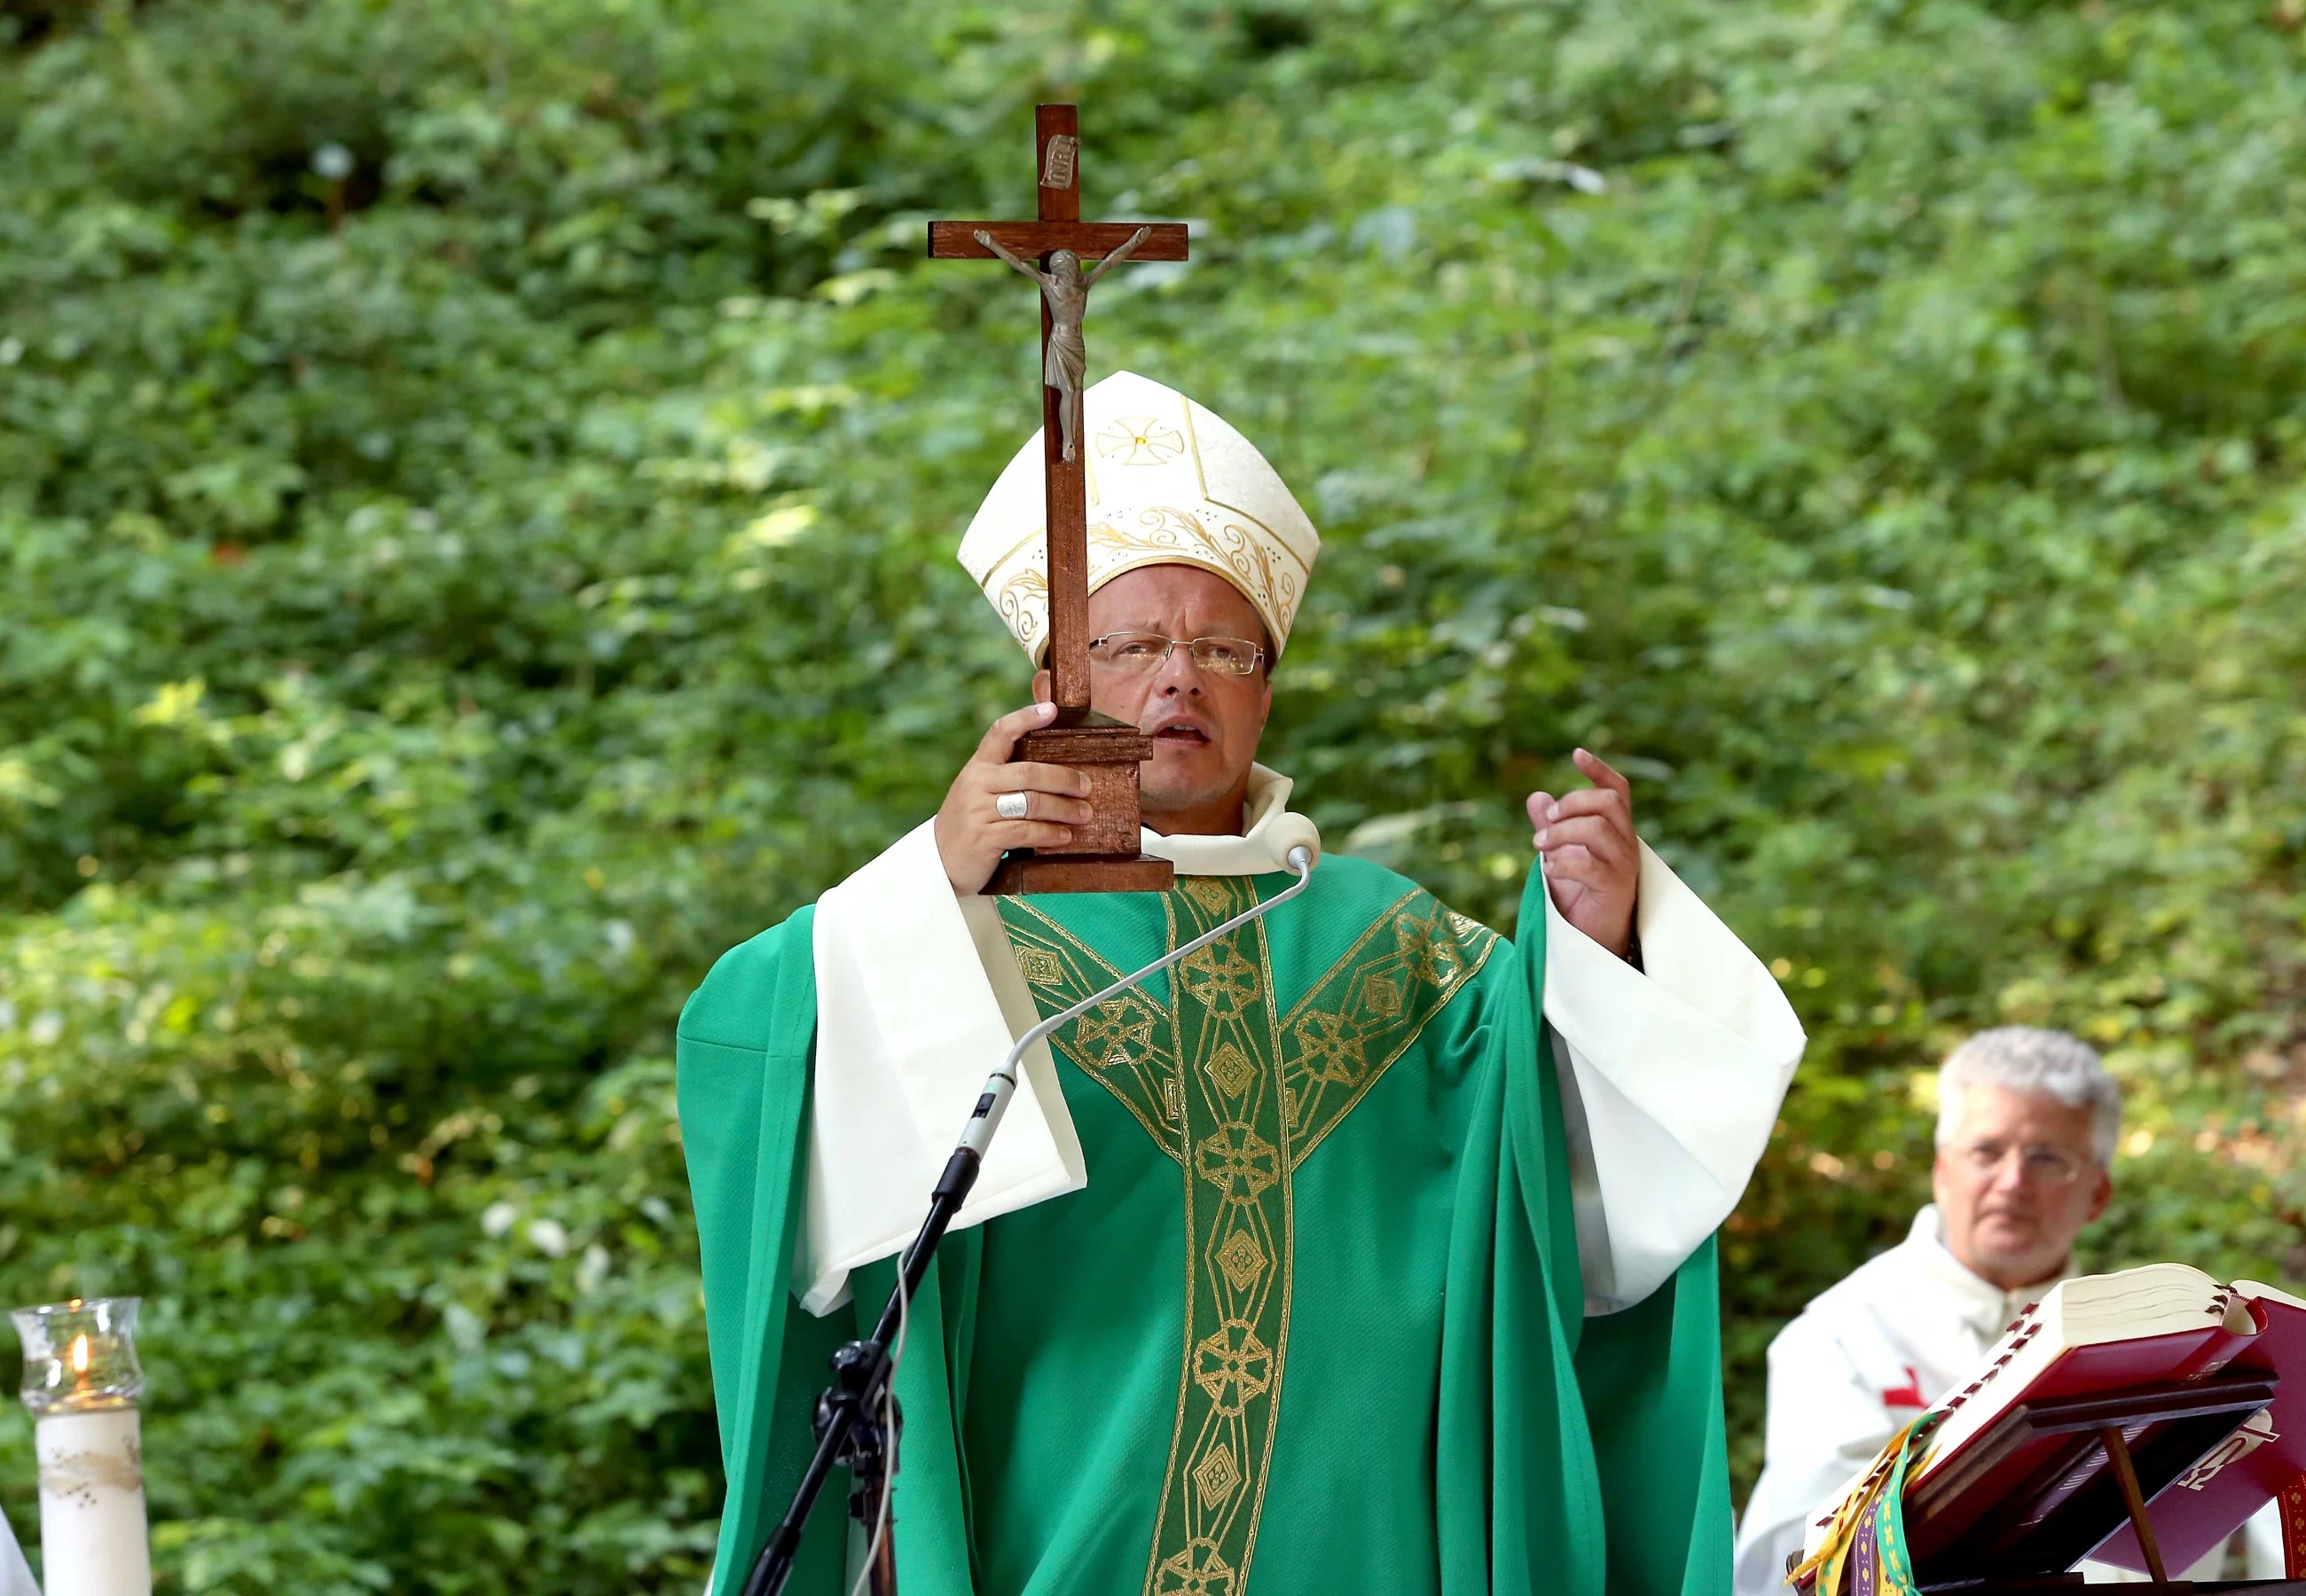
[1851,1372,2305,1593]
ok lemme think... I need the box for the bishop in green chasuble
[678,373,1806,1596]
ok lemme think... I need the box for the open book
[1805,1263,2306,1588]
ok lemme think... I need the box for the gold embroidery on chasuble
[1279,892,1499,1166]
[1156,878,1287,1596]
[997,881,1498,1596]
[1004,911,1182,1161]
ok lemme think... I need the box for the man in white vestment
[800,369,1806,1328]
[1733,1027,2280,1592]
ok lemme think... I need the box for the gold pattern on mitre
[956,371,1322,661]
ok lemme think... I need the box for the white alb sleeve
[1539,841,1806,1315]
[800,820,1085,1315]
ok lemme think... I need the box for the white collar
[1902,1204,2071,1337]
[1141,764,1322,877]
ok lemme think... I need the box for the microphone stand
[741,846,1318,1596]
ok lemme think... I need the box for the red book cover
[1912,1317,2240,1484]
[1898,1321,2240,1567]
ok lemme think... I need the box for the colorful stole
[1791,1414,1940,1596]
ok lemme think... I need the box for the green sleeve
[1519,859,1732,1594]
[678,911,985,1596]
[1437,864,1733,1596]
[1574,1235,1735,1596]
[676,910,850,1596]
[1438,863,1609,1596]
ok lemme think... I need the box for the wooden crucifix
[930,104,1189,896]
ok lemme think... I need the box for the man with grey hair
[1925,1026,2122,1289]
[1733,1028,2279,1590]
[1735,1028,2118,1592]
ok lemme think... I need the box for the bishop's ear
[1031,666,1053,701]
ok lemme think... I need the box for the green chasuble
[677,856,1733,1596]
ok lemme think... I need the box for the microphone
[1268,818,1321,870]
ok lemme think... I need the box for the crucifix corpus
[929,104,1190,896]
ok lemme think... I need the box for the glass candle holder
[12,1297,152,1596]
[13,1297,145,1414]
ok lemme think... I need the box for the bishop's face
[1931,1083,2111,1291]
[1036,563,1274,836]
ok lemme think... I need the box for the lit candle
[11,1299,152,1596]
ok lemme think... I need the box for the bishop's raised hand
[1526,748,1639,960]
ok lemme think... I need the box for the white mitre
[956,370,1322,658]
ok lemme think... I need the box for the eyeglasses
[1086,631,1266,677]
[1957,1139,2093,1185]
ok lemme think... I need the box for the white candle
[11,1298,153,1596]
[33,1406,151,1596]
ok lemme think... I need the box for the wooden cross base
[982,719,1177,896]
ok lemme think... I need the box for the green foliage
[3,0,2302,1584]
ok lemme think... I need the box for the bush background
[3,0,2302,1588]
